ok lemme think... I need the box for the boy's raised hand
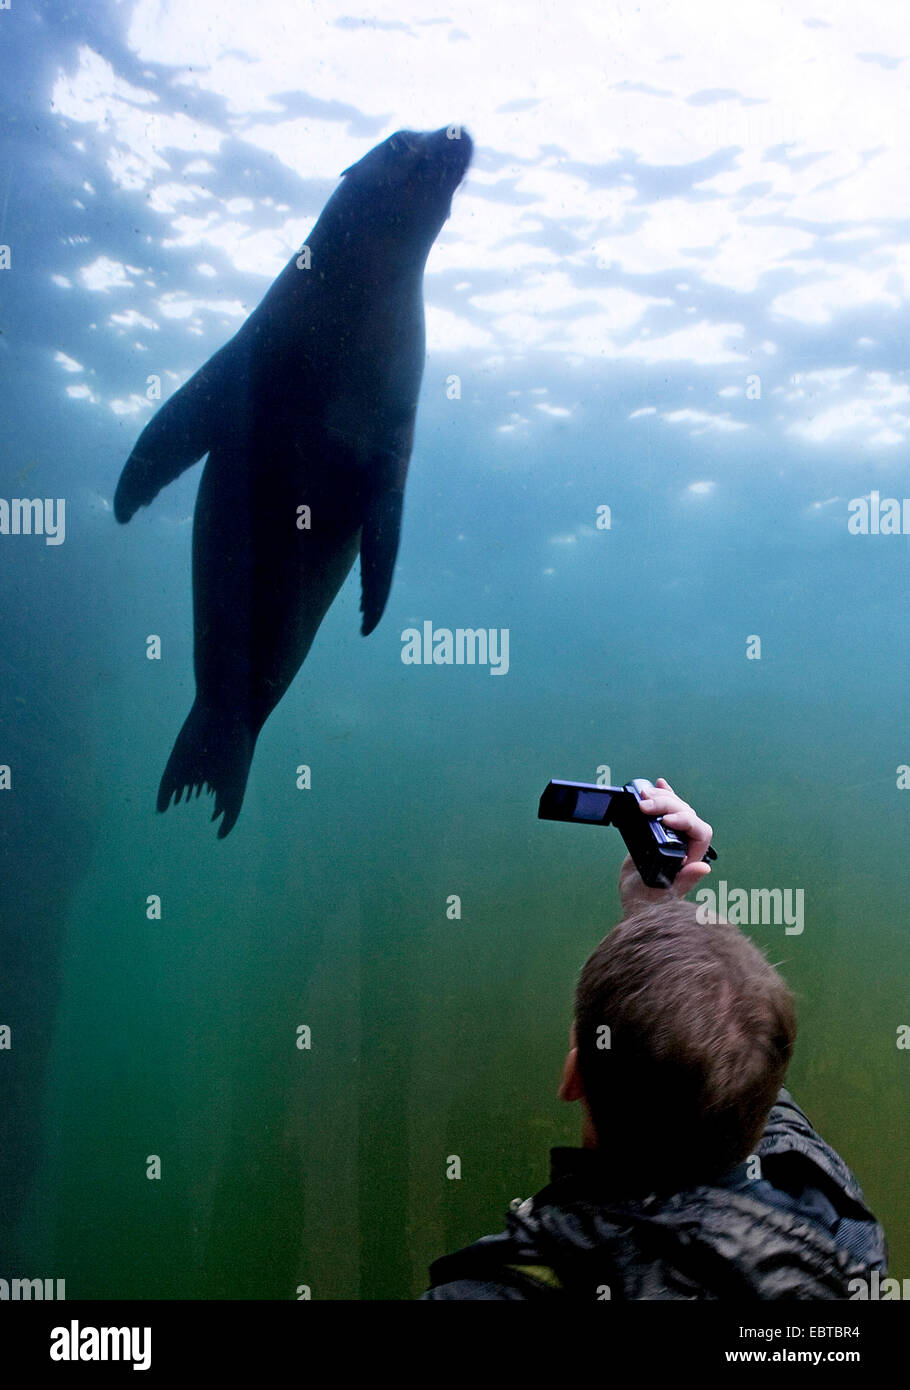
[619,777,713,910]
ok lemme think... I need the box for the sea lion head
[335,125,472,258]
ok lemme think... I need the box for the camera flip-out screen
[538,780,614,824]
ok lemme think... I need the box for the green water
[16,402,910,1295]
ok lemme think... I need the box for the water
[2,1,909,1298]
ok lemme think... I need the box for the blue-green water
[2,0,909,1298]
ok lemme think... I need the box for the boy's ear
[558,1046,585,1103]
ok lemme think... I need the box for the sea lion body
[115,126,472,835]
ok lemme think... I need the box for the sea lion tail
[157,701,255,840]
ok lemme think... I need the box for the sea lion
[115,125,472,837]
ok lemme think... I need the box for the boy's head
[561,899,797,1191]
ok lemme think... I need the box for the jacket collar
[547,1145,748,1199]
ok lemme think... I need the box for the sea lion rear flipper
[360,484,405,636]
[157,700,255,839]
[114,345,237,523]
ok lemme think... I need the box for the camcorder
[538,777,717,889]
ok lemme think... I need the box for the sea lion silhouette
[115,125,472,837]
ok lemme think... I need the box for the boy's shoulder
[421,1091,887,1300]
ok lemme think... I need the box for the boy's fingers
[645,800,712,841]
[662,809,713,843]
[675,862,712,895]
[639,792,676,813]
[638,780,714,885]
[639,790,690,816]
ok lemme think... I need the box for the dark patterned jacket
[421,1090,887,1300]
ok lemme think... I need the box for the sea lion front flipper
[114,342,239,523]
[360,482,405,637]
